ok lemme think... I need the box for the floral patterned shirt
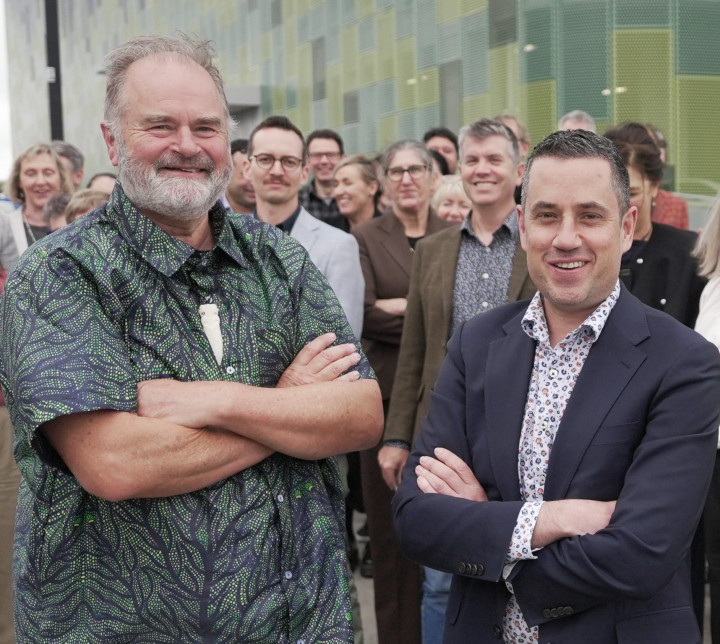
[502,282,620,643]
[0,185,372,643]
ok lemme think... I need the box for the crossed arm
[41,333,383,501]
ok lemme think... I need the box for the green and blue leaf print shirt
[0,186,372,643]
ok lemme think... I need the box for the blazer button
[470,564,478,576]
[493,624,503,639]
[458,562,467,574]
[562,606,574,616]
[477,563,485,575]
[550,607,559,618]
[543,609,552,618]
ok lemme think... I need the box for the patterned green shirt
[0,186,372,643]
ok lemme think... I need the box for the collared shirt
[502,282,621,643]
[451,209,519,334]
[299,181,345,229]
[0,185,373,643]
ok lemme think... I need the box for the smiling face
[519,156,635,332]
[101,54,232,223]
[307,137,343,184]
[18,153,62,216]
[460,135,523,211]
[332,164,377,219]
[436,192,471,224]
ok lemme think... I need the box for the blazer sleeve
[511,336,720,626]
[385,243,428,444]
[322,233,365,339]
[353,224,407,345]
[393,321,526,581]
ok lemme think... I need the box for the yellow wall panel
[297,0,310,14]
[342,24,360,92]
[359,51,377,86]
[437,0,462,22]
[376,10,396,81]
[524,80,556,147]
[296,43,312,131]
[417,67,439,106]
[488,44,519,117]
[272,85,286,112]
[396,37,417,111]
[260,33,271,62]
[327,63,343,128]
[358,0,375,18]
[463,94,490,124]
[284,22,298,78]
[283,0,297,21]
[378,115,398,149]
[463,0,488,14]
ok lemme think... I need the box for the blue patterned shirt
[0,185,372,643]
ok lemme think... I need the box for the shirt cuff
[382,440,411,450]
[503,501,544,581]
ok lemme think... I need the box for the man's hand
[277,332,361,388]
[378,445,410,490]
[137,379,212,428]
[415,447,488,502]
[531,499,617,549]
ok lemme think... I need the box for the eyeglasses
[308,151,342,161]
[251,154,303,171]
[386,165,428,181]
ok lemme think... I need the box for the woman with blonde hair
[0,143,72,270]
[331,155,381,231]
[430,176,471,224]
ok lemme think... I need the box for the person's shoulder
[651,222,697,248]
[462,299,529,337]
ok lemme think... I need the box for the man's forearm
[42,410,273,502]
[139,378,383,459]
[531,499,616,549]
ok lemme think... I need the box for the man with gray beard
[0,35,382,643]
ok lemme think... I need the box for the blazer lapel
[291,209,319,254]
[378,213,414,277]
[544,291,650,500]
[438,230,461,341]
[485,312,536,501]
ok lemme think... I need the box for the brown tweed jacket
[384,223,535,443]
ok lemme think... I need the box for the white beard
[116,138,231,222]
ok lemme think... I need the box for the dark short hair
[230,139,249,155]
[44,192,71,223]
[522,129,630,213]
[422,127,458,153]
[306,129,344,155]
[603,122,664,186]
[247,115,306,161]
[428,149,450,176]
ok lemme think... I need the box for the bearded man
[0,35,382,643]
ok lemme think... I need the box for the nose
[400,170,414,184]
[173,126,201,157]
[268,158,285,175]
[552,216,581,250]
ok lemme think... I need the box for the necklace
[21,209,37,244]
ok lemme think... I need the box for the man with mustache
[0,35,382,643]
[245,115,364,338]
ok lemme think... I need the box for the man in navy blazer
[393,130,720,643]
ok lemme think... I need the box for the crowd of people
[0,33,719,644]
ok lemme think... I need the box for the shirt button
[541,421,547,429]
[660,298,666,305]
[226,366,236,375]
[298,640,305,644]
[285,570,293,579]
[481,301,489,308]
[636,257,644,264]
[201,258,208,266]
[482,272,489,279]
[277,494,285,502]
[549,369,557,378]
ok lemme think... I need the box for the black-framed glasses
[307,151,342,161]
[386,165,428,181]
[251,154,303,171]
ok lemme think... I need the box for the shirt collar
[460,207,519,241]
[521,280,621,345]
[107,183,247,276]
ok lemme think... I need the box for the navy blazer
[393,287,720,643]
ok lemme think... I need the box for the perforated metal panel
[358,15,376,52]
[462,11,489,95]
[416,0,437,69]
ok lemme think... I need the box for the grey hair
[458,118,521,165]
[521,130,630,214]
[51,141,84,172]
[103,35,233,135]
[558,110,596,133]
[382,140,433,172]
[694,192,720,278]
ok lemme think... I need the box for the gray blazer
[290,207,364,339]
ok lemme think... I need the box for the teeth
[556,261,585,269]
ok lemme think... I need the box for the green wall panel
[678,1,720,76]
[615,0,671,26]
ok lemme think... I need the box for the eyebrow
[139,115,224,128]
[530,200,610,213]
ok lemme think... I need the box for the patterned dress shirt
[451,210,519,334]
[0,186,373,643]
[502,282,620,643]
